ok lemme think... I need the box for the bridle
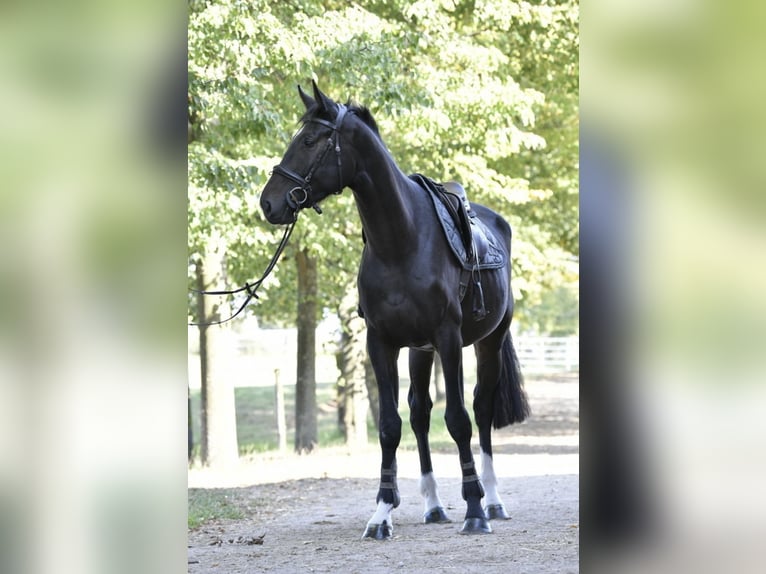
[272,104,348,217]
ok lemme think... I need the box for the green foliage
[522,283,579,336]
[188,0,579,330]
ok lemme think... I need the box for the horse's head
[260,81,351,224]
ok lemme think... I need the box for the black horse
[260,81,530,538]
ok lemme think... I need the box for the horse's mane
[300,100,381,139]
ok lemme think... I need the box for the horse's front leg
[439,331,492,534]
[362,328,402,540]
[409,348,450,524]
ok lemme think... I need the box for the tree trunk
[188,384,194,463]
[196,261,208,464]
[196,246,239,468]
[335,287,369,449]
[295,248,318,453]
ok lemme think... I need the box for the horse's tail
[493,332,531,429]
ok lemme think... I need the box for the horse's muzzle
[260,198,294,224]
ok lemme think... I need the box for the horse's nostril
[262,199,271,216]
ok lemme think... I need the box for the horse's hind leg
[474,321,530,520]
[409,348,450,524]
[474,333,511,520]
[362,328,402,540]
[438,331,491,534]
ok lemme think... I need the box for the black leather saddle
[409,174,507,320]
[409,174,506,272]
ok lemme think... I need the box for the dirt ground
[188,374,579,573]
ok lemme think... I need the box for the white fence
[515,336,579,374]
[189,325,578,389]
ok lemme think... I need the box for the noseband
[272,104,348,216]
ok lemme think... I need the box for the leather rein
[190,105,348,327]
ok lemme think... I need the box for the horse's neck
[350,143,417,260]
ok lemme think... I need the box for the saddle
[441,181,490,262]
[409,174,507,320]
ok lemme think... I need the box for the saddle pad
[409,174,507,271]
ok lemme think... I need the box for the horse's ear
[311,79,333,112]
[298,84,315,110]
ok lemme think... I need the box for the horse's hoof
[485,503,511,520]
[460,518,492,534]
[362,521,393,540]
[424,507,451,524]
[459,517,493,534]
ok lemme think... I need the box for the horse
[260,81,530,538]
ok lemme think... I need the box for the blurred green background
[2,0,766,573]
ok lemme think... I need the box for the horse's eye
[303,136,316,147]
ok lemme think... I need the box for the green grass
[189,379,477,459]
[188,488,248,529]
[394,397,456,452]
[189,382,347,458]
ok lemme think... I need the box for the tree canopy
[188,0,579,332]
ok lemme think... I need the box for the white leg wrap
[419,471,444,512]
[480,449,503,507]
[367,501,394,527]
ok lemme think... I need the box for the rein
[189,219,297,327]
[272,104,348,215]
[190,105,348,327]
